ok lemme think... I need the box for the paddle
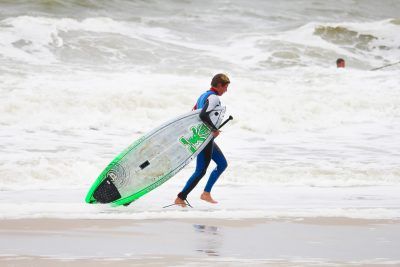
[371,61,400,71]
[218,115,233,129]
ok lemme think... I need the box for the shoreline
[1,217,400,266]
[1,216,399,229]
[2,256,399,267]
[1,185,399,220]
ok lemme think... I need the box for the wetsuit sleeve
[199,94,220,131]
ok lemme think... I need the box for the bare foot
[200,192,218,204]
[174,197,186,207]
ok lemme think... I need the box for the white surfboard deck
[85,106,226,206]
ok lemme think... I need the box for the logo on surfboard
[179,123,211,153]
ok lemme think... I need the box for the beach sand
[1,217,399,266]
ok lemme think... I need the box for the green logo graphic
[179,124,211,153]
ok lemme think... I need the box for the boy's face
[216,83,229,96]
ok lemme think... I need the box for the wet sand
[1,218,400,266]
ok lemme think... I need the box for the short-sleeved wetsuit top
[194,89,222,130]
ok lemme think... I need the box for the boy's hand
[212,130,220,137]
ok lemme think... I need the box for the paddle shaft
[371,61,400,71]
[218,115,233,130]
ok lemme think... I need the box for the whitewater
[0,0,399,220]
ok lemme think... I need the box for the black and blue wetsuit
[177,89,228,200]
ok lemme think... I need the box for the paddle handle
[218,115,233,130]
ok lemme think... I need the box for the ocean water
[0,0,399,219]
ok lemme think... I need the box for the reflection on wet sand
[193,224,221,257]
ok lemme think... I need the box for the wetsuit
[177,88,228,200]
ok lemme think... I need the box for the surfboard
[85,106,226,207]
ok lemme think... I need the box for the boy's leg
[176,141,214,202]
[201,143,227,203]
